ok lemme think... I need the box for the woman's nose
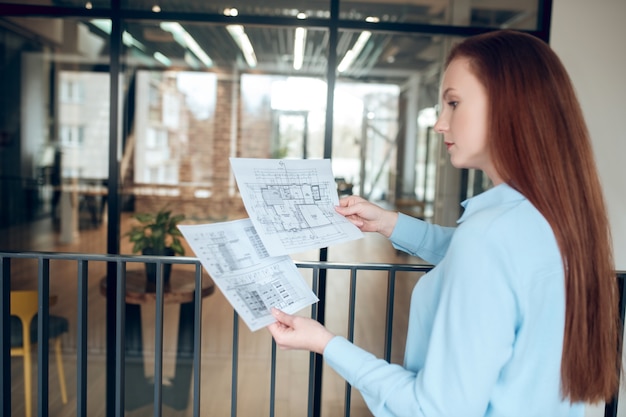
[434,115,447,134]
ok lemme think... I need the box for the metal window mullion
[37,257,51,417]
[106,2,123,414]
[76,260,89,417]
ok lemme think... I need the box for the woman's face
[434,57,502,184]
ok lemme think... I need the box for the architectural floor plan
[179,158,362,330]
[229,158,363,256]
[179,219,318,331]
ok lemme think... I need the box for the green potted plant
[125,207,186,283]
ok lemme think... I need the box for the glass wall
[0,0,548,254]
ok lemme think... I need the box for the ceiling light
[152,5,161,12]
[153,51,171,66]
[160,22,213,67]
[297,12,307,19]
[224,8,238,16]
[85,1,92,9]
[337,31,371,73]
[122,32,146,51]
[91,19,111,33]
[184,51,201,69]
[293,27,306,70]
[365,16,380,23]
[227,25,257,68]
[337,50,355,73]
[91,19,146,51]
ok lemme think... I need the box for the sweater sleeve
[324,336,426,416]
[324,221,518,417]
[389,213,455,264]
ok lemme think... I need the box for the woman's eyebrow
[441,87,455,99]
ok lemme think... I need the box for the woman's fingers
[267,308,334,354]
[268,308,298,349]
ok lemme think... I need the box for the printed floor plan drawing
[230,158,363,256]
[178,159,362,331]
[179,219,319,331]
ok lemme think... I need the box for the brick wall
[133,73,272,223]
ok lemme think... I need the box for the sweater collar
[457,183,525,224]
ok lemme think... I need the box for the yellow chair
[10,291,69,417]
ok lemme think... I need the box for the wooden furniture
[10,291,69,417]
[100,268,214,411]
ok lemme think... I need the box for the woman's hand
[267,308,335,355]
[335,195,399,238]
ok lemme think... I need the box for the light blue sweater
[324,184,584,417]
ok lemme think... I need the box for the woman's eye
[448,101,458,108]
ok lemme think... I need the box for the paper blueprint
[229,158,363,256]
[178,219,319,331]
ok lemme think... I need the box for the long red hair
[446,30,620,402]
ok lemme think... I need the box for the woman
[268,30,620,416]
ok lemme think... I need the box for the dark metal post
[537,0,553,42]
[106,1,123,415]
[604,273,626,417]
[310,0,340,415]
[76,260,89,417]
[0,257,11,417]
[37,258,50,417]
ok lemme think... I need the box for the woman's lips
[444,142,453,150]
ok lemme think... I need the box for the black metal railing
[1,251,624,417]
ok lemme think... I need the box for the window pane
[340,0,541,30]
[0,17,113,253]
[122,0,330,18]
[120,21,329,224]
[333,30,463,222]
[4,0,112,9]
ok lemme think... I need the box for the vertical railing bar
[270,340,277,417]
[231,311,240,417]
[192,263,203,417]
[343,267,358,417]
[37,257,50,417]
[604,272,626,417]
[153,260,165,417]
[307,267,320,417]
[115,260,126,416]
[313,264,327,417]
[384,269,397,362]
[0,256,11,417]
[617,273,626,413]
[76,260,89,417]
[310,266,320,319]
[347,267,358,342]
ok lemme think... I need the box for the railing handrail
[0,250,435,269]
